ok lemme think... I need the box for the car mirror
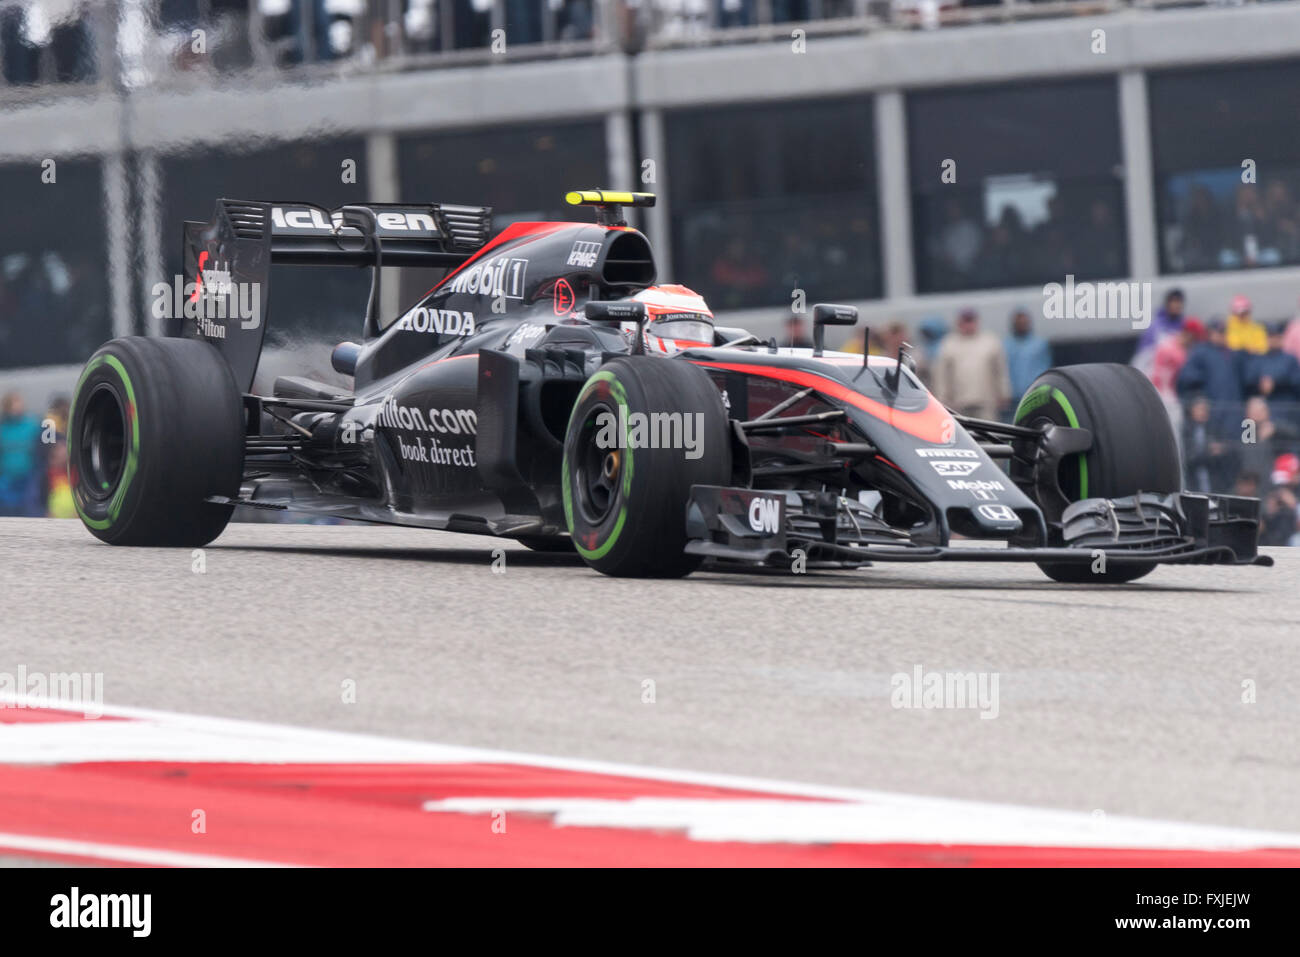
[812,303,858,357]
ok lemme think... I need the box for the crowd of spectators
[824,304,1053,421]
[1163,175,1300,274]
[1133,288,1300,544]
[921,190,1125,293]
[0,0,1222,89]
[0,390,72,518]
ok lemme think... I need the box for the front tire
[69,337,244,547]
[562,357,731,577]
[1011,363,1182,583]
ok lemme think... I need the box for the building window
[1150,60,1300,275]
[0,160,107,369]
[665,98,881,312]
[908,78,1126,294]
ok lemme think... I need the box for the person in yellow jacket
[1226,295,1268,355]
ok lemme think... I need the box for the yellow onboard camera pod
[564,190,656,225]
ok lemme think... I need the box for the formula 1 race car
[67,190,1270,582]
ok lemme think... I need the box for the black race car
[67,190,1269,582]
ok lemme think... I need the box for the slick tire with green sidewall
[69,336,244,547]
[562,357,731,577]
[1012,363,1181,583]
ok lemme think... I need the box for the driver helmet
[626,284,715,353]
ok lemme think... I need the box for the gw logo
[748,496,781,534]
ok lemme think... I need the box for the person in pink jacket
[1283,299,1300,362]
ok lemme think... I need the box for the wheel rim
[1017,410,1083,508]
[574,400,622,526]
[78,382,127,501]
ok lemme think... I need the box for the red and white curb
[2,695,1298,867]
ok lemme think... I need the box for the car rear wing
[179,198,493,390]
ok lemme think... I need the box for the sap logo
[394,308,475,336]
[748,496,781,534]
[930,461,979,477]
[916,448,977,458]
[977,504,1018,523]
[947,479,1005,493]
[567,241,601,269]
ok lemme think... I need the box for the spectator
[45,441,73,518]
[1137,287,1186,353]
[1261,482,1299,546]
[1225,294,1267,355]
[1246,323,1300,431]
[973,207,1030,287]
[1234,470,1261,500]
[931,198,982,287]
[1152,316,1204,401]
[1239,397,1295,488]
[42,395,73,519]
[838,320,903,357]
[1003,308,1051,404]
[1151,316,1205,436]
[1177,319,1246,440]
[784,314,814,350]
[1181,395,1235,493]
[1178,184,1223,273]
[880,321,908,360]
[1075,198,1124,278]
[931,309,1010,421]
[914,316,947,387]
[1260,180,1300,264]
[0,392,42,517]
[1261,454,1300,546]
[1282,297,1300,362]
[1228,185,1266,268]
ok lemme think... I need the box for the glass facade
[908,78,1126,293]
[0,159,108,370]
[1150,59,1300,275]
[665,98,881,311]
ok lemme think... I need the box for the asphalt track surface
[1,517,1297,836]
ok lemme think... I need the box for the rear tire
[562,357,731,577]
[1011,363,1181,584]
[69,337,244,547]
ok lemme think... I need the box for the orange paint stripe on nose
[692,360,955,444]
